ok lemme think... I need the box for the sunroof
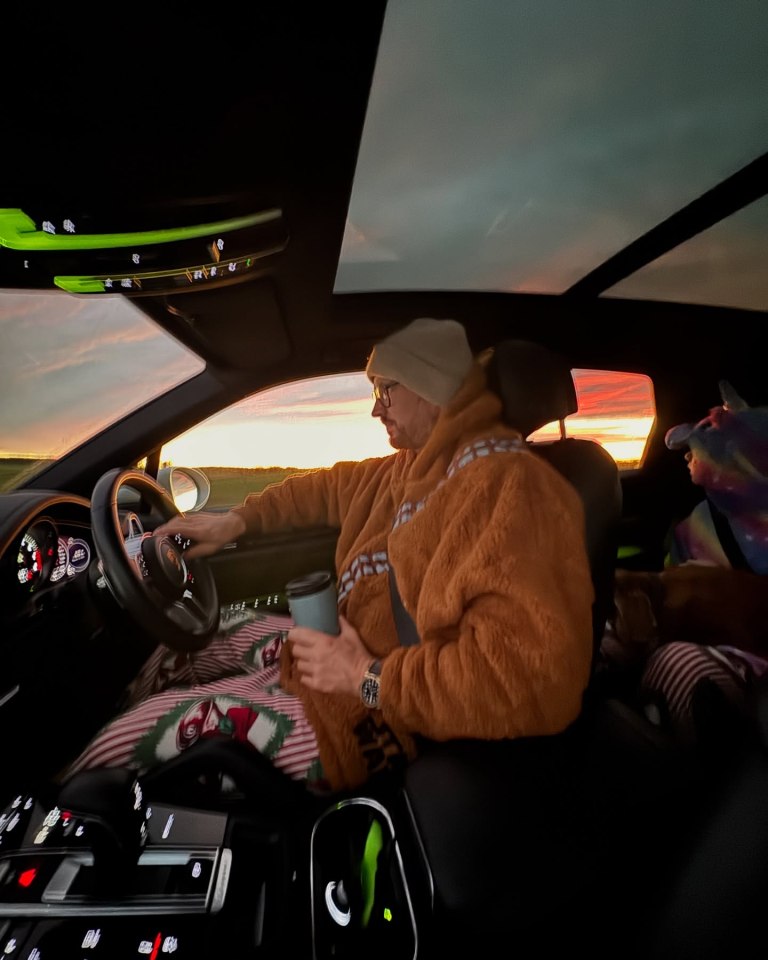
[336,0,768,303]
[605,195,768,311]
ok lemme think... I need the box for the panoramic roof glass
[605,195,768,311]
[337,0,768,303]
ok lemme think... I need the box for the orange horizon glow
[160,367,657,471]
[530,415,656,468]
[162,400,656,471]
[1,412,654,469]
[160,415,654,471]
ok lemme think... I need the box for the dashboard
[0,490,160,795]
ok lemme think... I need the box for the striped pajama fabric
[64,613,324,788]
[639,641,753,743]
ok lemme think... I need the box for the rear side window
[529,369,656,470]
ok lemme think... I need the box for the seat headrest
[486,339,578,437]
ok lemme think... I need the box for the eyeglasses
[372,380,398,408]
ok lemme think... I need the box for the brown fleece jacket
[233,363,594,790]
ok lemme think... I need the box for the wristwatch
[360,659,382,709]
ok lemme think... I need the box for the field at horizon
[1,446,642,500]
[0,460,303,502]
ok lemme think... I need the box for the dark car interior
[1,5,766,958]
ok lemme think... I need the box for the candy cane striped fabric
[65,613,323,787]
[640,641,749,741]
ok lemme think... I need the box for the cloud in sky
[0,285,656,469]
[573,369,655,419]
[337,0,768,305]
[226,375,374,423]
[0,292,202,457]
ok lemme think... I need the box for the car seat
[484,338,622,657]
[401,339,693,957]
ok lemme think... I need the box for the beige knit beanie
[365,318,473,406]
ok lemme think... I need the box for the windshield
[0,290,204,490]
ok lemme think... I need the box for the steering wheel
[90,468,219,652]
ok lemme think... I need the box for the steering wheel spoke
[166,589,214,631]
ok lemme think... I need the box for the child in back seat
[602,380,768,746]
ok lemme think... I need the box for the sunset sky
[0,291,656,470]
[162,368,656,470]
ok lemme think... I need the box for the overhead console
[0,205,288,297]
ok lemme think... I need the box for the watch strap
[365,659,382,678]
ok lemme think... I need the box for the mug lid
[285,570,334,597]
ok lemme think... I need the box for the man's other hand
[289,615,373,697]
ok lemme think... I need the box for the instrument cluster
[13,517,93,598]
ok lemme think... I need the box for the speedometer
[15,521,57,592]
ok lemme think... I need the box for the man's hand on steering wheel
[154,511,247,560]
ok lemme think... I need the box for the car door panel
[207,525,340,606]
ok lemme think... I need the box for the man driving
[65,318,594,793]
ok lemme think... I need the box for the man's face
[371,378,441,450]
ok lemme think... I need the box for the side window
[529,369,656,471]
[161,373,389,509]
[161,368,656,511]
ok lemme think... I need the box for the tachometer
[50,536,92,583]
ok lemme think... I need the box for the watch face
[361,676,380,708]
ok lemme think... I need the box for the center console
[0,767,425,959]
[0,768,306,958]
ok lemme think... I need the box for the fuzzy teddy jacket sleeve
[232,455,398,544]
[230,364,594,790]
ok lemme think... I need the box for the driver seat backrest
[485,339,622,658]
[402,349,664,948]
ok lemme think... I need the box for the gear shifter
[0,769,231,923]
[52,767,150,891]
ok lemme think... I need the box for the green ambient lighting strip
[54,245,286,293]
[360,819,384,928]
[0,208,282,251]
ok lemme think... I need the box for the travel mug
[286,570,340,635]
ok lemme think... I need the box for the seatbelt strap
[388,565,421,646]
[706,497,752,571]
